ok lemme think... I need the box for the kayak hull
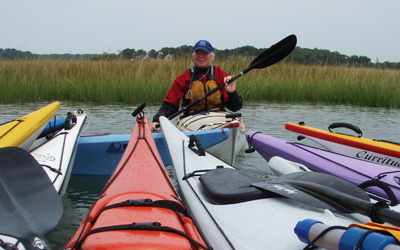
[65,114,206,250]
[72,128,230,175]
[0,102,60,150]
[286,122,400,168]
[176,111,246,165]
[160,116,373,250]
[246,131,400,203]
[30,110,87,196]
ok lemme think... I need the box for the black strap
[302,225,347,250]
[182,166,225,180]
[354,230,379,250]
[0,239,19,250]
[188,134,206,156]
[190,66,215,81]
[105,199,186,215]
[91,199,187,223]
[75,222,210,250]
[41,164,63,175]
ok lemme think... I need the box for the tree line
[1,46,399,70]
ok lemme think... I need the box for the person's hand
[150,122,160,132]
[224,76,236,93]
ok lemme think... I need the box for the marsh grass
[1,58,399,108]
[238,62,400,108]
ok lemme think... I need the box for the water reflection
[48,175,109,249]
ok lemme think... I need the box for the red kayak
[65,103,208,250]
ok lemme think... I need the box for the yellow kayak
[0,102,60,150]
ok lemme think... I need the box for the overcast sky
[2,0,399,62]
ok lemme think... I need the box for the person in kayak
[150,40,243,132]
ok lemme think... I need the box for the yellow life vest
[184,66,223,111]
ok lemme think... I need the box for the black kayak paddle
[0,147,63,250]
[253,171,400,226]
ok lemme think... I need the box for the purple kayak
[246,131,400,203]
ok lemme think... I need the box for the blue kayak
[72,129,230,175]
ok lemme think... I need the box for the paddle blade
[0,147,63,248]
[249,34,297,70]
[277,172,370,201]
[252,180,340,211]
[253,172,372,214]
[277,172,400,226]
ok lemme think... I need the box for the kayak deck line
[0,119,24,138]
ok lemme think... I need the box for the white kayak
[160,116,400,249]
[267,156,400,250]
[176,111,246,165]
[30,110,87,196]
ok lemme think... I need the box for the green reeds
[1,58,399,108]
[237,62,400,108]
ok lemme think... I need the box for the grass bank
[1,59,399,108]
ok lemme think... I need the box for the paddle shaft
[380,208,400,226]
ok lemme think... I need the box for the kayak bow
[65,104,208,250]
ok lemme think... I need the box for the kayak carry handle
[64,112,77,130]
[328,122,363,137]
[245,132,262,153]
[188,135,206,156]
[225,113,242,119]
[358,180,399,206]
[132,102,147,118]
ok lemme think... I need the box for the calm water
[2,101,400,249]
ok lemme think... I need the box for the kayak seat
[199,168,280,204]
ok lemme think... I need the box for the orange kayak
[65,104,208,250]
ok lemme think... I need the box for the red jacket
[164,66,229,106]
[152,66,242,123]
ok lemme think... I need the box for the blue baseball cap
[194,40,213,53]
